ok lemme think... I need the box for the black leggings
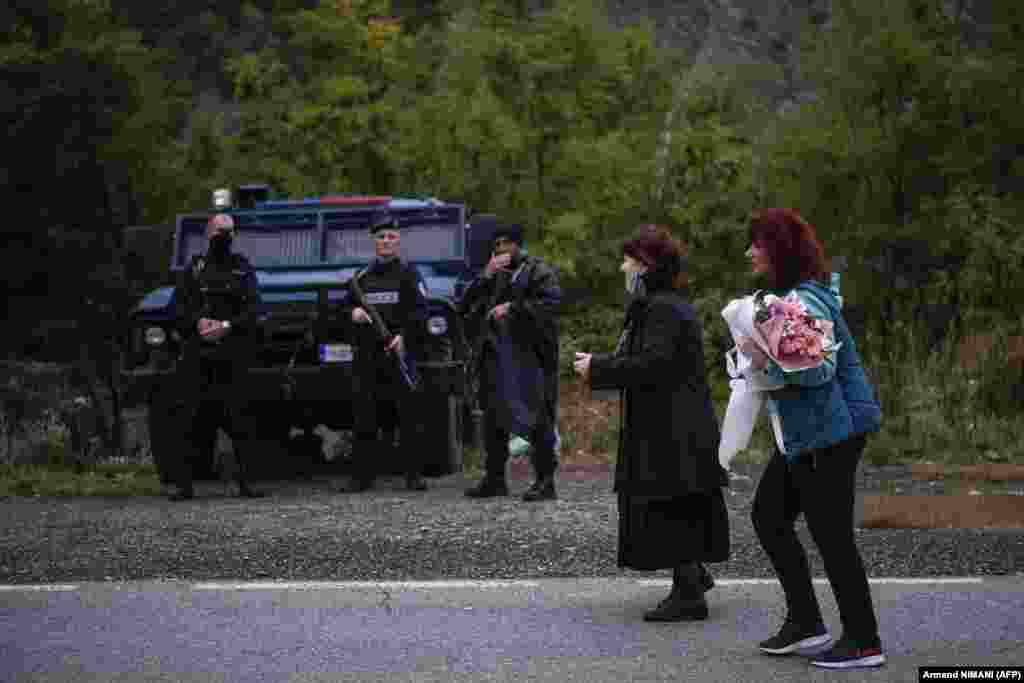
[752,434,880,644]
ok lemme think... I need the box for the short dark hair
[493,222,523,246]
[622,224,689,289]
[748,208,826,290]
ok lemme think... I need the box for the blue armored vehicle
[121,186,501,481]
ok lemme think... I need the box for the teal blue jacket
[754,280,881,461]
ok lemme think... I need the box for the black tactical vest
[355,258,413,333]
[190,253,256,357]
[192,254,249,319]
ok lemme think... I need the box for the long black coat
[590,290,726,497]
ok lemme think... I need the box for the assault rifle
[349,271,421,392]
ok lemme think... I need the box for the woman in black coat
[574,225,730,621]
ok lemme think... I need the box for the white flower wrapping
[717,292,842,470]
[718,296,784,471]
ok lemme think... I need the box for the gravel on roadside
[1,462,1022,585]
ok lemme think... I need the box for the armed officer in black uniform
[170,213,264,501]
[341,212,429,493]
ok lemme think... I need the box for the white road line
[195,577,986,591]
[192,580,545,591]
[636,578,986,586]
[0,577,989,592]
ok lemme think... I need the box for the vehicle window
[325,223,463,263]
[177,211,464,268]
[179,214,319,267]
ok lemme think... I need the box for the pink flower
[752,291,838,371]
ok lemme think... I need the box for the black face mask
[209,233,233,258]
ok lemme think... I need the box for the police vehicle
[121,185,503,481]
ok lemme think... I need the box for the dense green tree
[757,0,1024,326]
[0,0,188,356]
[221,0,412,196]
[393,0,689,296]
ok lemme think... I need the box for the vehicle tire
[418,391,463,477]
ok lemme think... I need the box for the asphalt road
[1,462,1023,681]
[2,577,1022,682]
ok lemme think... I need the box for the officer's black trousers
[477,353,558,483]
[351,354,424,482]
[170,358,257,491]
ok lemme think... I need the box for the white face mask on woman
[621,255,648,295]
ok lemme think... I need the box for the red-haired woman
[574,225,729,622]
[740,209,885,669]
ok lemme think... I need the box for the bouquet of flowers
[752,290,840,372]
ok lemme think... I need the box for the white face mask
[621,256,647,294]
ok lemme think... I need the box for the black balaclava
[209,231,233,261]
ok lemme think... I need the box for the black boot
[341,436,377,493]
[343,477,374,493]
[234,450,265,499]
[698,563,715,593]
[653,564,714,609]
[237,481,265,498]
[465,476,509,498]
[643,564,709,622]
[169,461,194,501]
[168,484,194,502]
[522,475,556,501]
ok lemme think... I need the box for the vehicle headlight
[144,326,167,346]
[427,316,448,336]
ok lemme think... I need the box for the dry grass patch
[557,376,619,466]
[859,494,1024,529]
[910,463,1024,482]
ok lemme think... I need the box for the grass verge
[0,463,161,498]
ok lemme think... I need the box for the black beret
[369,212,400,234]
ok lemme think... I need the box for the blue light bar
[255,196,446,210]
[257,199,323,208]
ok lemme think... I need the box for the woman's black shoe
[654,565,715,608]
[758,620,832,655]
[643,595,709,622]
